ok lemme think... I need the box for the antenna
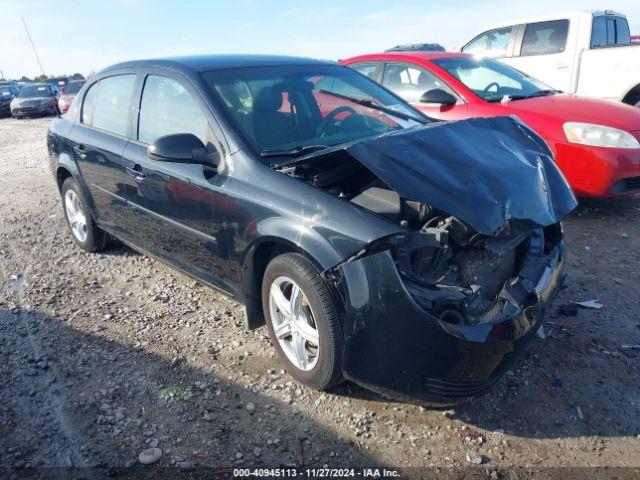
[21,16,46,78]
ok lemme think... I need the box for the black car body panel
[336,230,564,405]
[337,116,577,236]
[47,55,576,405]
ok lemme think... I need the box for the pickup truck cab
[460,10,640,106]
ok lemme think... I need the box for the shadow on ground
[0,308,377,479]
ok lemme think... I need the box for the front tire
[262,253,343,390]
[61,177,108,252]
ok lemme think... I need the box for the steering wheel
[483,82,501,95]
[316,106,358,137]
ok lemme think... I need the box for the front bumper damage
[331,228,564,406]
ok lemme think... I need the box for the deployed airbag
[343,116,577,235]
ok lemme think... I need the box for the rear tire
[61,177,108,252]
[262,253,344,390]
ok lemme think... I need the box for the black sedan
[47,55,577,405]
[0,82,20,117]
[11,83,59,118]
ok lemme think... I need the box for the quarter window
[520,20,569,56]
[381,63,457,104]
[82,75,136,137]
[138,75,208,144]
[462,27,513,58]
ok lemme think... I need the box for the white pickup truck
[460,10,640,106]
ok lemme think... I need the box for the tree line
[16,73,85,82]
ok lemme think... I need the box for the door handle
[73,145,87,159]
[125,165,147,182]
[556,62,569,70]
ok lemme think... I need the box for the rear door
[379,62,468,120]
[121,72,233,292]
[508,19,573,91]
[68,74,137,233]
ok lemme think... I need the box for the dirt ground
[1,116,639,479]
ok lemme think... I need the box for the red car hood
[500,94,640,133]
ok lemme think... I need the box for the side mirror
[420,88,457,107]
[148,133,219,167]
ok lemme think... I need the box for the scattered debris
[293,437,305,466]
[577,406,584,420]
[138,447,162,465]
[465,451,483,464]
[573,299,604,309]
[536,326,546,339]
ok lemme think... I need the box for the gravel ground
[1,117,639,479]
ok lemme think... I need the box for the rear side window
[462,27,513,58]
[138,75,208,144]
[591,17,608,47]
[381,63,457,104]
[591,16,631,47]
[520,20,569,56]
[82,75,136,137]
[350,62,378,80]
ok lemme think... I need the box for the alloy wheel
[64,189,88,242]
[268,276,320,371]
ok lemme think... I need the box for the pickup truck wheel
[262,253,344,390]
[61,178,108,252]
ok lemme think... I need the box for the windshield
[0,86,12,96]
[63,81,84,94]
[433,57,554,102]
[201,64,426,160]
[17,85,51,98]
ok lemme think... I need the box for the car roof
[345,51,470,62]
[103,54,335,74]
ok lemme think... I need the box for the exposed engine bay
[276,141,565,327]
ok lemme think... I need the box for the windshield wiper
[493,89,560,102]
[261,144,330,158]
[318,90,429,124]
[525,89,559,98]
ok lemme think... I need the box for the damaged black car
[47,55,577,405]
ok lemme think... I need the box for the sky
[1,0,639,79]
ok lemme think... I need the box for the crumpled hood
[344,115,577,235]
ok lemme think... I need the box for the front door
[69,74,137,233]
[121,74,233,293]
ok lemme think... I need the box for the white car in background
[460,10,640,106]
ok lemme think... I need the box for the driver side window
[462,27,513,58]
[138,75,208,144]
[381,63,457,104]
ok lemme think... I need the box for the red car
[341,52,640,197]
[58,80,85,114]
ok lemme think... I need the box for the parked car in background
[45,76,70,91]
[0,82,20,117]
[460,10,640,107]
[47,55,575,405]
[11,83,60,118]
[58,80,85,113]
[342,51,640,197]
[631,35,640,44]
[385,43,445,52]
